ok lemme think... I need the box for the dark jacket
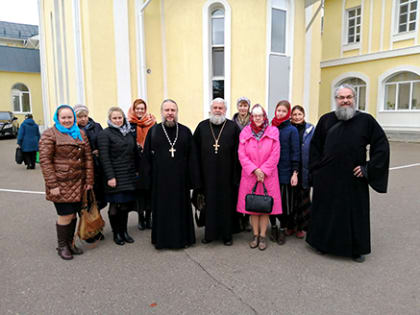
[97,127,139,194]
[300,122,315,189]
[81,118,103,151]
[17,118,40,152]
[277,120,300,184]
[39,127,94,203]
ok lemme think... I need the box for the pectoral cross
[169,146,176,158]
[213,141,220,154]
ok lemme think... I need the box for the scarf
[107,119,131,136]
[271,105,291,127]
[53,105,83,141]
[250,105,269,135]
[251,120,268,140]
[127,106,156,147]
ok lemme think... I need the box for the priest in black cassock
[306,84,390,263]
[193,98,241,246]
[142,99,200,249]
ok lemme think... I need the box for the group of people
[38,84,390,263]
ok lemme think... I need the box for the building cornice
[321,45,420,68]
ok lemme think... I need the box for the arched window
[211,8,225,99]
[384,72,420,110]
[339,77,367,111]
[11,83,31,113]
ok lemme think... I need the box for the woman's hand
[291,172,298,186]
[50,187,60,196]
[85,184,93,191]
[92,149,99,157]
[254,168,265,182]
[107,178,117,187]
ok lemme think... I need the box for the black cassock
[142,123,200,249]
[193,119,241,242]
[306,111,389,257]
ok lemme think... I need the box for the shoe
[137,211,146,230]
[223,239,233,246]
[277,229,286,245]
[352,255,365,263]
[258,237,267,251]
[67,219,83,255]
[121,211,134,243]
[108,212,125,246]
[269,226,278,242]
[295,230,305,239]
[56,223,73,260]
[201,239,212,244]
[285,229,296,236]
[249,235,259,249]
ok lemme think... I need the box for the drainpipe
[137,0,153,101]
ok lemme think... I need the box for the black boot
[108,212,125,245]
[137,210,146,230]
[270,225,279,242]
[67,218,83,255]
[121,211,134,243]
[145,209,152,229]
[56,223,73,260]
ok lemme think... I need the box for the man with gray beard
[193,98,241,245]
[306,84,390,262]
[142,99,200,249]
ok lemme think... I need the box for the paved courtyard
[1,138,419,314]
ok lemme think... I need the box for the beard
[161,113,178,127]
[335,104,356,121]
[209,113,226,125]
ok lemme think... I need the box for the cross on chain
[213,140,220,154]
[169,146,176,158]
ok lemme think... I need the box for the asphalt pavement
[0,138,419,314]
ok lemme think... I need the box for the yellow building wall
[319,54,420,117]
[322,0,343,61]
[0,72,43,125]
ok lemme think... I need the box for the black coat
[97,127,139,194]
[306,111,389,257]
[82,118,103,151]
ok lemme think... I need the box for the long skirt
[291,186,311,231]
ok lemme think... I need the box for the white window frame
[11,83,32,114]
[378,67,420,113]
[202,0,231,118]
[392,0,419,43]
[211,9,225,100]
[342,5,362,52]
[383,77,420,111]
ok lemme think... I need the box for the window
[397,0,417,33]
[11,83,31,113]
[384,72,420,110]
[346,7,361,44]
[340,78,367,110]
[211,8,224,99]
[271,0,287,54]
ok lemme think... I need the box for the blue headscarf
[53,105,83,141]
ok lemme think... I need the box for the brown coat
[39,126,94,203]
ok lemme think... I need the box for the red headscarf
[250,104,269,134]
[271,100,291,127]
[127,99,156,147]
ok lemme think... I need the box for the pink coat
[236,125,282,215]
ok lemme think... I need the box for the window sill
[379,109,420,113]
[392,31,416,43]
[342,43,360,52]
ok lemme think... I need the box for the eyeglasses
[336,95,354,100]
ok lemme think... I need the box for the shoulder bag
[245,181,273,214]
[77,190,105,240]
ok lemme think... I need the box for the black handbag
[245,182,273,214]
[15,147,23,164]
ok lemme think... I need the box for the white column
[72,0,85,105]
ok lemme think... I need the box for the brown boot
[67,219,83,255]
[56,223,73,260]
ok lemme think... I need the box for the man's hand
[107,178,117,187]
[353,166,364,178]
